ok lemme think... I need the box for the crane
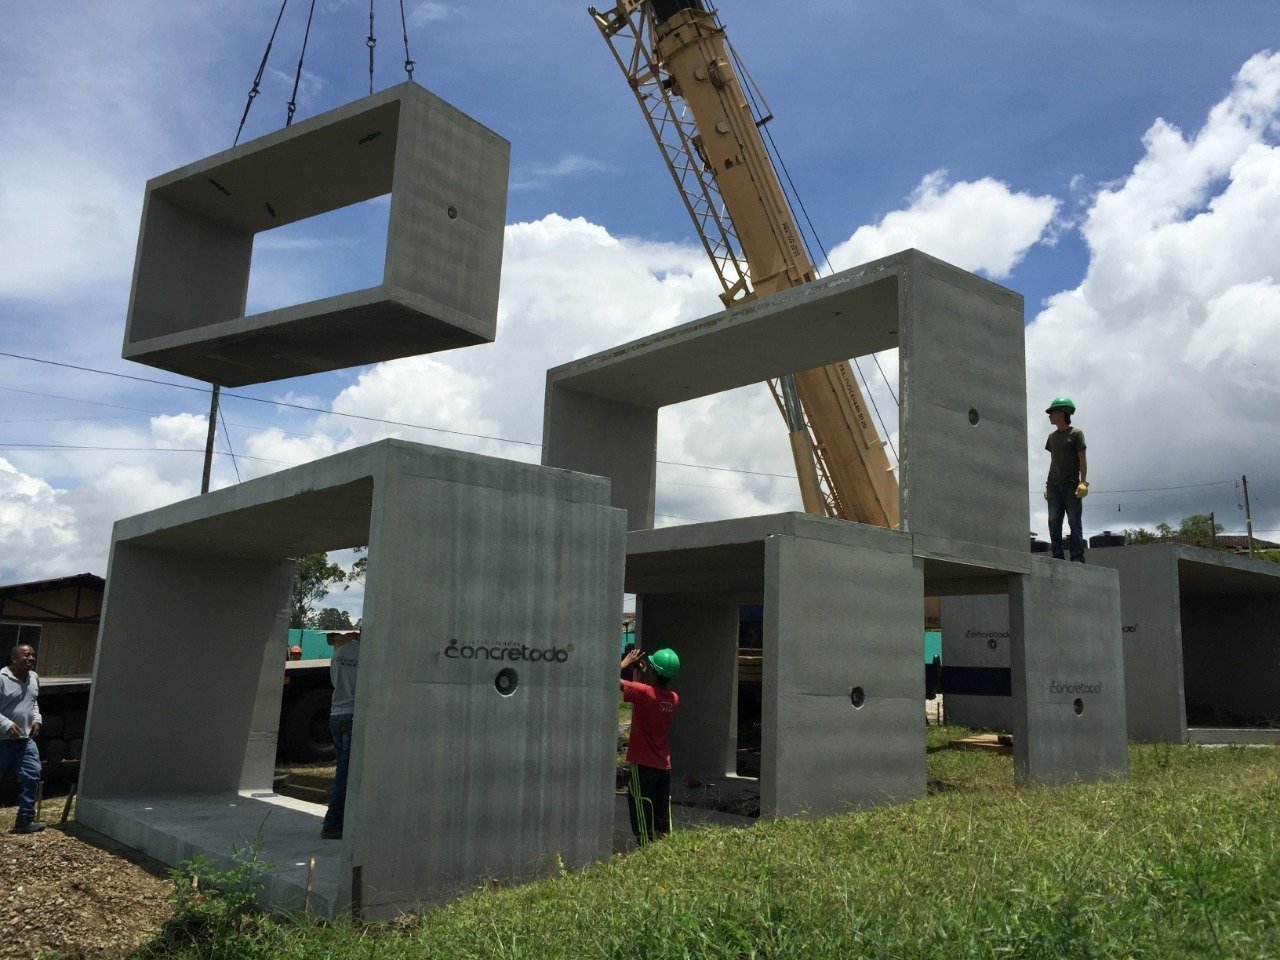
[589,0,899,528]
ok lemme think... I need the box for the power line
[0,443,287,464]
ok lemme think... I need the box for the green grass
[130,730,1280,960]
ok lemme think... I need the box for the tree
[290,554,348,628]
[1123,514,1225,548]
[311,607,354,630]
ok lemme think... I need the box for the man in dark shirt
[1044,396,1088,562]
[619,647,680,844]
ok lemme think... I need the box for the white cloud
[1026,50,1280,534]
[408,2,458,26]
[829,170,1060,279]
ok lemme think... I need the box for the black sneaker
[12,818,45,834]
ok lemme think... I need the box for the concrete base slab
[1188,727,1280,746]
[78,792,346,917]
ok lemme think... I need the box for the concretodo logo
[444,638,574,663]
[964,630,1010,640]
[1049,679,1102,695]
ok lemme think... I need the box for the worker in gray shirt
[1,644,45,833]
[322,631,360,840]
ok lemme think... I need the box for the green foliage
[142,832,276,958]
[290,553,349,628]
[1125,513,1227,547]
[311,607,354,630]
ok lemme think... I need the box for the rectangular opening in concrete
[123,83,510,387]
[245,196,390,316]
[1179,567,1280,729]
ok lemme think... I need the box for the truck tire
[281,688,335,763]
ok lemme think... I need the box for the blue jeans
[324,715,353,832]
[0,738,41,820]
[1047,482,1085,561]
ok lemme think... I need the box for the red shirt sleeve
[621,680,654,705]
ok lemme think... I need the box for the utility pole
[1242,475,1256,558]
[1210,511,1217,548]
[201,385,221,495]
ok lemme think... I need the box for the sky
[2,1,1280,619]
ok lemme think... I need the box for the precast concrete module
[943,542,1280,746]
[78,441,627,919]
[122,82,510,386]
[544,249,1130,801]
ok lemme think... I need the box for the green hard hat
[646,648,681,680]
[1045,396,1076,414]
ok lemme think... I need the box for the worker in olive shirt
[1044,396,1088,562]
[1,644,45,833]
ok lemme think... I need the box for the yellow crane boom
[590,0,899,527]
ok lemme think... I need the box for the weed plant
[130,732,1280,960]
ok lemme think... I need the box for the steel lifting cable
[367,0,377,95]
[234,0,291,146]
[398,0,416,81]
[286,0,319,127]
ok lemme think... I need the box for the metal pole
[1242,475,1256,558]
[201,385,221,494]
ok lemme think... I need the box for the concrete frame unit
[79,440,625,919]
[544,249,1030,564]
[627,514,927,818]
[943,543,1280,745]
[545,249,1129,795]
[1091,543,1280,743]
[123,82,510,386]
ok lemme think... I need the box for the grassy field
[128,729,1280,960]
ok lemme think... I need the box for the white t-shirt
[329,640,360,717]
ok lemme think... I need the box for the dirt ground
[0,823,172,959]
[0,765,172,959]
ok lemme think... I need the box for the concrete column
[1008,560,1128,786]
[762,533,925,818]
[636,596,739,782]
[938,594,1015,731]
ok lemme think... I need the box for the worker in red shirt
[619,646,680,844]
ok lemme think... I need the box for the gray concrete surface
[626,513,926,819]
[1091,543,1280,742]
[81,440,626,919]
[937,594,1017,731]
[946,545,1280,745]
[1009,558,1128,785]
[123,82,509,386]
[543,249,1028,566]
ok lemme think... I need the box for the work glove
[1075,482,1089,499]
[1042,488,1049,500]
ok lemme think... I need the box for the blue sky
[3,1,1280,610]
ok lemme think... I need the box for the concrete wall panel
[938,594,1016,731]
[636,597,740,782]
[80,545,293,798]
[1088,545,1187,742]
[1009,559,1128,785]
[762,533,925,818]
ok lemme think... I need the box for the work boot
[12,817,46,834]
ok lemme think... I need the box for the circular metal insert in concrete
[1073,697,1084,716]
[968,407,980,425]
[447,205,459,220]
[850,686,866,709]
[495,668,519,697]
